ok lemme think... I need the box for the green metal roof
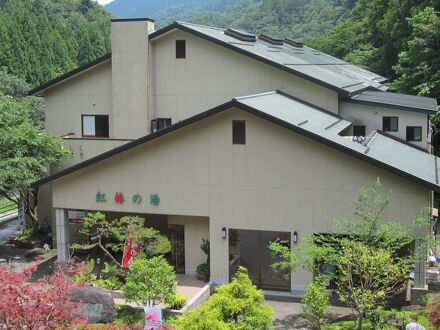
[349,90,438,114]
[36,90,440,192]
[235,91,439,191]
[150,22,388,96]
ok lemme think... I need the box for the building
[30,18,439,295]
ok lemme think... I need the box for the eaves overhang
[27,53,112,96]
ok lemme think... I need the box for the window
[353,125,366,136]
[232,120,246,145]
[382,117,398,132]
[406,126,422,141]
[82,115,109,137]
[176,40,186,59]
[151,118,172,133]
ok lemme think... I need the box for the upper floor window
[232,120,246,145]
[353,125,366,136]
[382,117,398,132]
[176,40,186,59]
[151,118,172,133]
[406,126,422,142]
[82,115,109,138]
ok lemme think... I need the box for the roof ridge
[177,21,225,31]
[234,91,277,101]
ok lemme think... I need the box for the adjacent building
[30,18,439,296]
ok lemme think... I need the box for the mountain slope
[106,0,356,38]
[0,0,111,86]
[105,0,240,24]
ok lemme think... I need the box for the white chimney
[111,18,155,139]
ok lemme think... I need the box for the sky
[95,0,114,5]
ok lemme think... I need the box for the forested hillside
[0,0,111,87]
[106,0,240,24]
[106,0,356,38]
[306,0,440,97]
[179,0,356,38]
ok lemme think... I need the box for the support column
[55,208,69,262]
[413,240,426,289]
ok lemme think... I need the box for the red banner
[122,230,141,268]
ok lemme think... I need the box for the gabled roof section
[28,53,111,96]
[35,91,440,192]
[347,90,438,114]
[149,22,388,97]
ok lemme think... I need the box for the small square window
[176,40,186,59]
[232,120,246,145]
[406,126,422,141]
[82,115,109,138]
[353,125,366,136]
[383,117,398,132]
[151,118,172,133]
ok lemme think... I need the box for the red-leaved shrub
[0,260,86,329]
[427,294,440,327]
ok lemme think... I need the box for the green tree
[392,7,440,101]
[336,239,409,330]
[301,277,329,329]
[123,256,176,306]
[71,212,171,267]
[269,179,430,329]
[0,95,69,227]
[177,266,274,329]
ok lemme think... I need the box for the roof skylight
[224,28,256,42]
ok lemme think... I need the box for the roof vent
[258,33,283,46]
[284,37,304,48]
[224,28,256,42]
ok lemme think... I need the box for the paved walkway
[267,300,353,330]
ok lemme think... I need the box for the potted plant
[196,263,210,282]
[196,239,210,282]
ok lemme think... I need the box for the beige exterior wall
[50,107,430,291]
[168,215,209,275]
[111,20,155,139]
[60,138,132,169]
[45,61,112,138]
[151,30,339,122]
[340,102,429,149]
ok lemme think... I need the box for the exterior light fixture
[293,231,298,244]
[221,227,227,239]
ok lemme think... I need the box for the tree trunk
[357,312,364,330]
[97,243,122,268]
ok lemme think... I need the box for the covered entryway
[58,209,209,276]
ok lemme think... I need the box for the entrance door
[168,224,185,274]
[229,229,291,291]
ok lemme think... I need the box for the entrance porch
[55,209,209,276]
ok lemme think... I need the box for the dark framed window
[406,126,422,141]
[176,40,186,59]
[353,125,366,136]
[232,120,246,145]
[151,118,172,133]
[82,115,109,138]
[383,117,398,132]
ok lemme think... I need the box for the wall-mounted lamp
[292,231,298,244]
[221,227,227,239]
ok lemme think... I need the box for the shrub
[168,294,187,310]
[175,304,229,330]
[0,262,85,329]
[419,293,433,307]
[113,305,144,326]
[123,256,176,306]
[426,294,440,327]
[302,277,329,329]
[176,266,273,329]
